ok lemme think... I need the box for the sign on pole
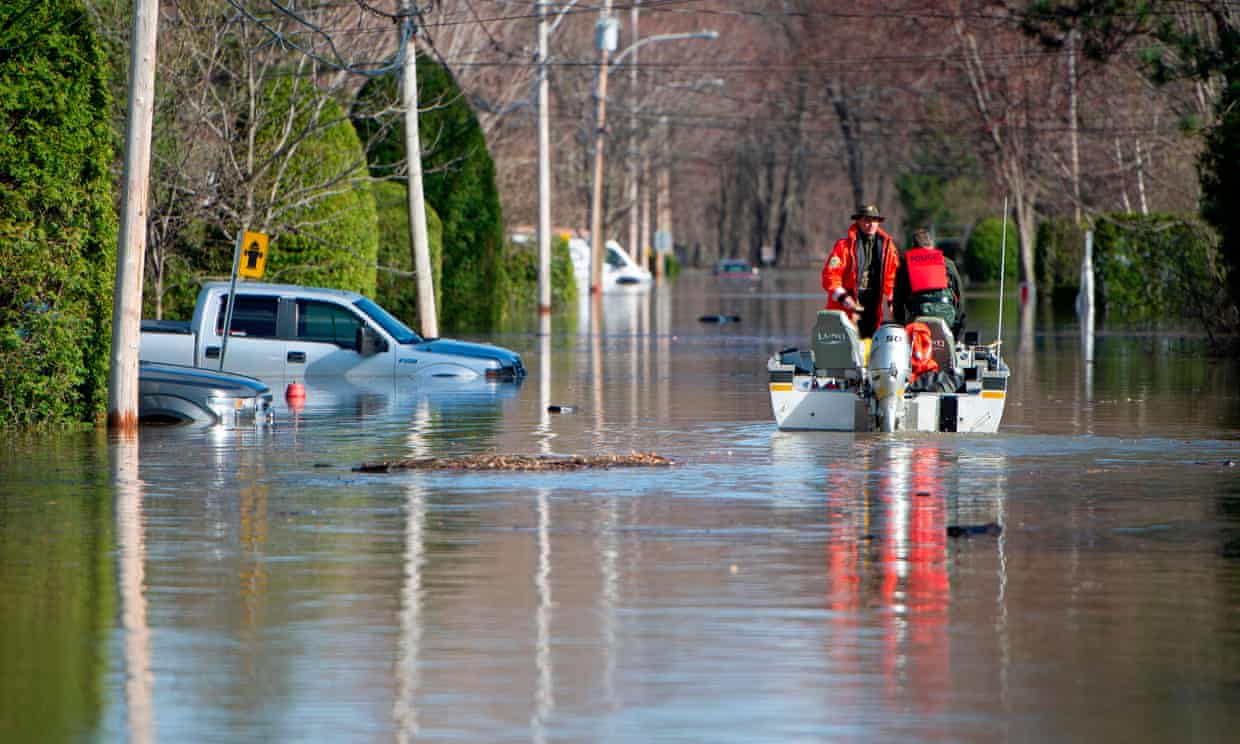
[238,231,269,279]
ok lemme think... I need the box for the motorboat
[766,311,1009,432]
[569,237,653,293]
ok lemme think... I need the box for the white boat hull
[767,315,1009,433]
[769,381,1006,433]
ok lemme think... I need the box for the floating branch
[354,452,676,473]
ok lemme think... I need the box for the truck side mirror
[357,326,386,356]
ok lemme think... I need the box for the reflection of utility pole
[589,0,617,296]
[402,5,438,338]
[109,0,161,431]
[115,437,152,744]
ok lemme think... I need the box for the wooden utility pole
[627,1,641,271]
[402,8,438,339]
[639,157,652,271]
[655,116,671,285]
[1068,30,1082,225]
[108,0,160,431]
[536,0,552,325]
[588,0,616,296]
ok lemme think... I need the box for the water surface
[2,270,1238,743]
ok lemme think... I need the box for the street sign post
[220,229,270,370]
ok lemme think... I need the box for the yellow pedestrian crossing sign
[238,231,269,279]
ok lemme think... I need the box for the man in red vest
[822,204,900,338]
[893,228,964,336]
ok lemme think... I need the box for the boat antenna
[996,196,1009,350]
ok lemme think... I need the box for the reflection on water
[114,434,152,744]
[1,270,1239,742]
[393,483,425,743]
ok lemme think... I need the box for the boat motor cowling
[867,323,912,432]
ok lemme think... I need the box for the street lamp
[587,25,718,297]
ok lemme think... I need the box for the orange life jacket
[906,321,939,381]
[905,247,947,294]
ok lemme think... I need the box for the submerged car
[138,361,274,427]
[569,238,653,293]
[713,258,759,281]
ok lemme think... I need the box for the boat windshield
[354,297,422,344]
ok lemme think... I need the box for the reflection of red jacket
[822,225,899,330]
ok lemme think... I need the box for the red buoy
[285,381,306,411]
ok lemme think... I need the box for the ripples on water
[1,271,1239,743]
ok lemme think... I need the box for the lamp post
[587,27,718,296]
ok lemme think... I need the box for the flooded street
[3,270,1239,743]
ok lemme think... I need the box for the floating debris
[947,523,1003,538]
[354,452,676,473]
[698,314,741,324]
[547,404,576,414]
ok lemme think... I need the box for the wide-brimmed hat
[850,204,884,221]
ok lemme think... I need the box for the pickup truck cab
[140,282,525,383]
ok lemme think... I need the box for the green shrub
[1093,213,1227,328]
[963,217,1019,283]
[499,235,579,324]
[1036,217,1087,307]
[373,181,443,328]
[1200,78,1240,320]
[664,252,682,280]
[353,54,505,331]
[0,2,116,427]
[256,81,378,295]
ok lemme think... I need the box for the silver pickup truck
[140,282,525,383]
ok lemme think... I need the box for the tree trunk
[828,80,865,207]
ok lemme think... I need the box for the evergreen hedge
[1035,217,1086,307]
[373,180,443,328]
[1199,64,1240,320]
[499,234,579,323]
[1092,214,1227,330]
[0,2,116,427]
[963,217,1019,283]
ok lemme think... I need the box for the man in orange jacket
[822,204,900,338]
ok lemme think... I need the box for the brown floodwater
[1,270,1238,743]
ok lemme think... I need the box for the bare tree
[951,1,1059,295]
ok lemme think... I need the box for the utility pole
[402,6,438,339]
[588,0,617,296]
[536,0,552,328]
[108,0,160,432]
[1068,29,1082,225]
[655,115,671,285]
[627,1,640,271]
[639,157,652,271]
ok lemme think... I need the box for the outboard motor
[867,322,912,432]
